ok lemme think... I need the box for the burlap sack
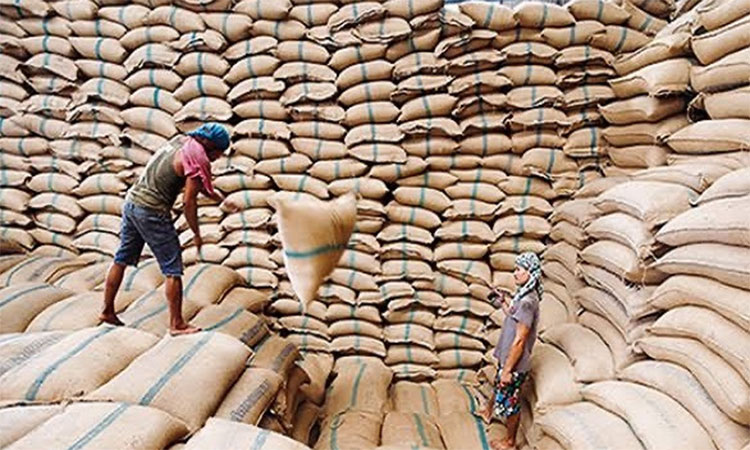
[691,47,750,94]
[314,411,383,450]
[323,357,393,416]
[636,336,750,426]
[594,180,696,227]
[590,25,650,53]
[270,193,356,307]
[653,243,750,290]
[697,167,750,204]
[0,283,73,333]
[0,325,157,404]
[667,119,750,154]
[692,15,750,66]
[626,361,749,449]
[656,196,750,247]
[184,417,307,449]
[583,380,718,448]
[87,332,249,431]
[537,402,644,450]
[5,402,187,450]
[542,323,614,382]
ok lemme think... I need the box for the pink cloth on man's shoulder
[181,136,216,196]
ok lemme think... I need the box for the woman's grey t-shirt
[493,290,540,373]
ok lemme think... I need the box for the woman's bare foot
[169,324,201,336]
[491,438,515,450]
[99,313,124,326]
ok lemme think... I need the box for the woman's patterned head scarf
[513,252,543,303]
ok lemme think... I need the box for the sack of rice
[184,417,308,450]
[0,326,156,403]
[86,332,250,431]
[4,402,187,450]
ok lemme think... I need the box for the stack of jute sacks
[0,256,332,449]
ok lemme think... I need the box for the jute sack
[53,261,111,293]
[26,173,76,194]
[698,167,750,204]
[323,358,393,416]
[653,243,750,290]
[314,411,382,450]
[693,85,750,120]
[690,47,750,93]
[585,212,654,259]
[620,360,750,450]
[181,264,243,309]
[432,379,481,417]
[390,381,439,416]
[25,290,139,332]
[437,412,493,450]
[603,114,689,147]
[582,240,665,283]
[0,326,156,403]
[542,323,614,382]
[648,274,750,331]
[190,304,268,348]
[386,345,439,367]
[656,196,750,247]
[270,193,355,307]
[125,68,182,91]
[0,283,73,333]
[5,402,188,450]
[87,332,249,431]
[537,402,644,450]
[692,15,750,66]
[582,380,717,449]
[120,26,180,51]
[600,95,686,124]
[608,145,670,168]
[649,305,750,383]
[590,25,650,53]
[0,255,95,288]
[636,336,750,425]
[610,58,691,97]
[0,404,65,448]
[184,417,307,450]
[380,412,443,449]
[213,368,283,426]
[594,181,696,227]
[667,119,750,153]
[541,21,606,48]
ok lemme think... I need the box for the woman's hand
[500,370,512,387]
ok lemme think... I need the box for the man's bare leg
[165,276,200,335]
[99,263,126,326]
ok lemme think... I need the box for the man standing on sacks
[99,123,239,335]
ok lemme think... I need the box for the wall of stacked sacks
[1,0,749,448]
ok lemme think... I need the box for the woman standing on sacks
[478,252,542,450]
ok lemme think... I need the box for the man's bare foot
[169,324,201,336]
[99,313,124,326]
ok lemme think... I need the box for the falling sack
[271,192,357,307]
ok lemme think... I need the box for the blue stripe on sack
[184,265,209,298]
[473,415,491,450]
[25,327,115,401]
[614,27,628,54]
[66,403,130,450]
[0,284,49,309]
[139,332,213,406]
[94,38,104,61]
[249,429,271,450]
[3,256,45,286]
[420,385,431,415]
[41,298,77,331]
[130,303,166,328]
[285,243,347,259]
[348,362,366,409]
[204,307,244,331]
[329,413,340,450]
[413,413,429,446]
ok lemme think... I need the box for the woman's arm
[500,321,530,384]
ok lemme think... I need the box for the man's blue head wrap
[187,122,230,151]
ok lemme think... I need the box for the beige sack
[653,243,750,290]
[5,402,187,450]
[271,193,356,307]
[86,332,250,431]
[667,119,750,154]
[0,326,156,403]
[690,47,750,94]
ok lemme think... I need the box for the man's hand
[221,198,241,213]
[193,234,203,251]
[500,369,512,387]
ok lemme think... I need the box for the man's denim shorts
[114,201,183,277]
